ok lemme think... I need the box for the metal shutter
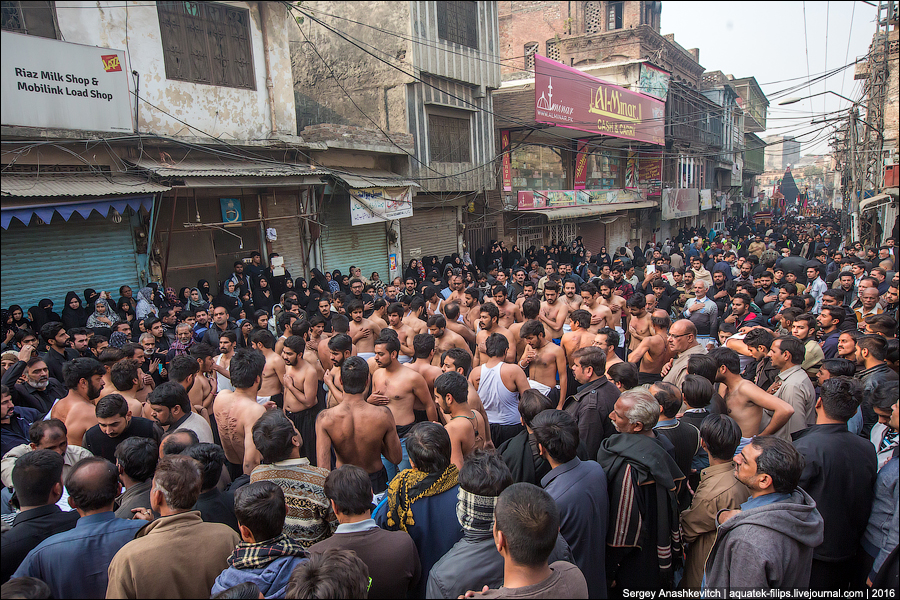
[577,220,606,255]
[401,207,458,265]
[320,195,389,280]
[1,212,141,310]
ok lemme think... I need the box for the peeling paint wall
[55,1,297,141]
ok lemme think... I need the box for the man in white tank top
[468,332,532,446]
[212,331,236,393]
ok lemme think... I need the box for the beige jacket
[1,443,92,488]
[663,344,707,388]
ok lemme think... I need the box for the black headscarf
[7,305,30,329]
[294,277,311,309]
[404,260,420,282]
[61,292,89,329]
[253,276,275,312]
[309,269,329,295]
[84,289,100,310]
[197,279,214,303]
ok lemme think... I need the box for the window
[524,42,538,70]
[437,1,477,50]
[546,39,560,62]
[585,149,623,189]
[584,1,602,33]
[607,1,623,30]
[428,115,471,163]
[510,144,566,190]
[1,1,59,38]
[157,1,255,90]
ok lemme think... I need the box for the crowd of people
[0,210,898,599]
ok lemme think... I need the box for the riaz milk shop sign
[1,31,133,133]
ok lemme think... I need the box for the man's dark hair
[12,449,65,506]
[285,548,369,600]
[340,356,369,395]
[700,414,742,461]
[427,313,447,329]
[522,297,541,320]
[98,347,125,368]
[153,454,203,510]
[233,481,287,543]
[68,327,90,339]
[484,333,509,358]
[160,428,199,455]
[749,436,806,494]
[441,348,472,376]
[597,326,619,348]
[65,456,120,511]
[479,301,500,323]
[607,362,638,390]
[865,314,898,337]
[0,577,53,599]
[148,381,191,413]
[189,343,216,361]
[250,329,276,350]
[857,334,888,361]
[406,422,451,474]
[821,358,855,378]
[775,336,806,365]
[62,357,105,390]
[518,389,555,427]
[114,437,159,482]
[821,305,845,326]
[95,393,129,419]
[626,292,646,309]
[709,347,741,375]
[459,449,513,497]
[326,333,352,354]
[494,483,560,567]
[819,376,862,422]
[345,299,364,316]
[252,410,297,464]
[871,380,899,411]
[652,381,682,419]
[110,359,140,391]
[435,371,468,404]
[682,374,714,409]
[520,320,544,339]
[220,330,237,344]
[744,328,774,351]
[374,335,400,356]
[572,347,606,377]
[28,419,66,445]
[323,465,373,516]
[182,443,226,492]
[229,348,266,389]
[795,312,818,330]
[531,409,579,463]
[39,321,65,344]
[413,333,435,359]
[168,354,199,384]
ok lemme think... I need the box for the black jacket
[1,360,66,417]
[0,504,80,583]
[792,423,877,561]
[0,406,40,456]
[40,347,78,384]
[563,376,621,459]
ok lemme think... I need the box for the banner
[662,188,699,220]
[517,188,648,210]
[637,151,663,194]
[700,189,713,211]
[350,187,413,225]
[574,140,589,190]
[625,152,638,188]
[501,130,512,192]
[636,63,671,101]
[534,55,665,145]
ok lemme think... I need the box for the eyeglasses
[667,332,693,339]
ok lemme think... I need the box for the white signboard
[700,189,714,211]
[1,31,132,133]
[350,187,414,226]
[661,188,699,220]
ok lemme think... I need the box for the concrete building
[763,135,801,172]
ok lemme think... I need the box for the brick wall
[300,124,414,149]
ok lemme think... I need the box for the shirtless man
[368,336,438,479]
[599,279,628,352]
[213,330,237,393]
[281,334,324,465]
[51,357,106,447]
[96,348,124,400]
[593,327,624,377]
[405,334,445,398]
[187,344,217,414]
[561,310,594,369]
[562,280,583,316]
[323,334,353,407]
[109,359,149,418]
[249,329,286,409]
[440,347,493,449]
[424,286,444,318]
[443,303,476,351]
[709,346,795,453]
[487,285,522,329]
[626,292,654,353]
[347,300,381,361]
[316,357,402,494]
[213,348,268,474]
[514,281,537,313]
[468,333,531,446]
[538,281,568,342]
[475,302,517,365]
[404,297,428,337]
[462,287,482,333]
[426,314,468,367]
[318,315,354,372]
[510,297,541,361]
[385,303,416,363]
[435,370,486,471]
[627,310,672,386]
[444,273,466,311]
[518,320,567,409]
[369,299,389,332]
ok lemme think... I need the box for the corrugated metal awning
[128,157,326,179]
[1,173,169,197]
[1,195,154,229]
[329,167,420,190]
[525,200,657,221]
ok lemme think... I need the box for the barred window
[584,1,602,33]
[157,1,255,90]
[1,1,59,38]
[428,114,471,163]
[546,39,560,62]
[524,42,538,70]
[437,1,477,49]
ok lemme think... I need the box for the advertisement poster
[501,130,512,192]
[700,189,713,211]
[574,140,589,190]
[350,187,413,225]
[662,188,699,220]
[517,188,647,210]
[637,151,663,193]
[625,152,638,188]
[637,63,671,101]
[534,55,665,145]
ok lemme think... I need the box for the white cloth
[358,352,375,361]
[479,362,520,426]
[215,355,234,392]
[528,379,553,395]
[397,355,412,364]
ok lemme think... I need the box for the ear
[67,495,77,510]
[815,398,823,410]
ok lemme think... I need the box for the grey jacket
[704,488,824,591]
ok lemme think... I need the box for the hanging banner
[350,187,413,225]
[517,188,649,210]
[700,189,714,211]
[625,152,638,188]
[501,130,512,192]
[534,55,665,145]
[574,140,589,190]
[662,188,699,220]
[637,151,663,194]
[636,63,671,101]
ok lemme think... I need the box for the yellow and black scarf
[385,465,459,532]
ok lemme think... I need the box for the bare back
[213,390,266,474]
[445,407,486,470]
[639,333,671,375]
[316,400,400,474]
[405,359,442,395]
[723,379,765,438]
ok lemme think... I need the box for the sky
[662,0,880,156]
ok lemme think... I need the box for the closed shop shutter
[1,213,141,310]
[401,206,458,265]
[320,195,389,280]
[606,217,631,253]
[577,220,605,255]
[266,192,305,279]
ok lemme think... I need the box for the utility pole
[849,108,859,245]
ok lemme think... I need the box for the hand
[263,400,277,411]
[283,374,294,389]
[368,393,390,406]
[149,358,160,372]
[717,509,740,524]
[361,327,371,338]
[18,345,34,362]
[141,372,153,387]
[4,329,14,344]
[459,586,490,599]
[660,359,673,377]
[132,507,154,522]
[364,301,374,311]
[766,380,782,395]
[160,368,167,379]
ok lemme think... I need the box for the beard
[87,381,103,400]
[28,378,49,390]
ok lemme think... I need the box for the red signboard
[574,139,588,190]
[637,151,663,194]
[534,55,665,146]
[501,130,512,192]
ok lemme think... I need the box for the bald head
[66,457,121,512]
[667,319,697,353]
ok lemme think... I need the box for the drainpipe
[259,2,278,136]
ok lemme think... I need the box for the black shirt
[41,347,78,384]
[0,504,80,583]
[81,416,162,462]
[193,488,239,532]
